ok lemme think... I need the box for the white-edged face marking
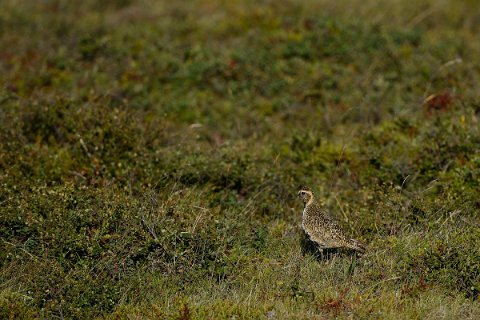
[298,189,313,205]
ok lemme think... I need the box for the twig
[140,206,158,241]
[79,137,92,158]
[419,179,438,194]
[2,239,40,262]
[329,143,347,192]
[399,175,409,194]
[69,170,87,180]
[362,276,402,296]
[406,4,442,28]
[423,58,463,99]
[190,210,204,234]
[192,205,209,211]
[334,195,349,224]
[441,209,461,226]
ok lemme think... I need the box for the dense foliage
[1,0,479,318]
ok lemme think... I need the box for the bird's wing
[305,214,350,248]
[302,222,327,247]
[324,215,348,238]
[323,215,366,250]
[324,215,353,245]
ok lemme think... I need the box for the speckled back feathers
[300,189,365,252]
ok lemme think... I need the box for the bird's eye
[301,191,305,194]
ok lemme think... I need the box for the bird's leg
[318,247,324,260]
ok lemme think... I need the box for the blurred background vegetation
[1,0,479,318]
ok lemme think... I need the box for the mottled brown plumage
[298,187,365,253]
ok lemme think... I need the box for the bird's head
[298,187,314,205]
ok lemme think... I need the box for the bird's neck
[306,197,314,207]
[304,200,322,217]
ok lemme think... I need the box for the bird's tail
[348,238,366,253]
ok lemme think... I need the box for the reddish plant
[424,91,453,114]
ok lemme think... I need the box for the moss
[0,291,38,320]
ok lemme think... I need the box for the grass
[1,0,480,318]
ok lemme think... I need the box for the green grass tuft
[1,0,480,318]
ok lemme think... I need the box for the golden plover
[298,187,365,253]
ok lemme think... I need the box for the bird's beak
[297,191,301,197]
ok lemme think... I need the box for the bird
[298,187,365,253]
